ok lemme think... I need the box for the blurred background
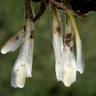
[0,0,96,96]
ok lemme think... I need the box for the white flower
[60,14,76,87]
[51,6,64,82]
[11,18,34,88]
[1,18,34,88]
[11,38,34,88]
[1,29,24,54]
[1,0,35,88]
[68,12,84,74]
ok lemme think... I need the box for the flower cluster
[52,6,84,87]
[1,0,84,88]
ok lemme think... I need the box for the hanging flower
[51,6,64,82]
[68,12,84,74]
[51,5,84,87]
[1,0,35,88]
[1,19,34,88]
[11,21,34,87]
[62,14,76,87]
[63,12,84,86]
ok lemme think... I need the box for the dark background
[0,0,96,96]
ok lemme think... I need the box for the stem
[25,0,34,20]
[33,0,46,21]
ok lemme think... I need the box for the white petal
[1,29,24,54]
[62,46,76,87]
[11,63,26,88]
[24,19,34,77]
[23,39,34,77]
[11,44,27,88]
[76,38,84,74]
[53,33,64,81]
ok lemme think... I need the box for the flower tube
[68,13,84,74]
[63,14,76,87]
[51,6,64,81]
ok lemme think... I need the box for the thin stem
[25,0,34,20]
[33,0,46,21]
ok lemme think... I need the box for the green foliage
[0,0,96,96]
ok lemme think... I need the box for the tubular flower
[62,12,84,86]
[1,19,34,88]
[62,13,84,86]
[11,19,34,88]
[51,6,64,82]
[63,14,76,87]
[68,13,84,74]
